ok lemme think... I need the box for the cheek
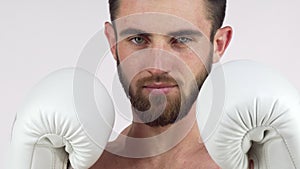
[117,41,135,61]
[128,71,150,91]
[180,51,207,75]
[117,42,144,75]
[128,78,138,95]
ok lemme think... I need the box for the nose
[146,67,167,75]
[146,48,170,75]
[145,36,172,75]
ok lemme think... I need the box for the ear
[212,26,233,63]
[104,22,118,60]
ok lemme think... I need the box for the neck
[128,102,199,138]
[127,121,172,138]
[106,102,204,158]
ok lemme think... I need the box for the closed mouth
[143,82,178,89]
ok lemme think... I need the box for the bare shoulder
[89,150,120,169]
[67,151,115,169]
[89,137,221,169]
[169,146,221,169]
[89,148,138,169]
[90,145,221,169]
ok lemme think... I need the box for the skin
[91,0,234,168]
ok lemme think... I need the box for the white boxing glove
[10,68,115,169]
[197,61,300,169]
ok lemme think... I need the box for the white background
[1,0,300,168]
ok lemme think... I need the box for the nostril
[146,68,168,75]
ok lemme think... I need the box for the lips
[143,83,177,88]
[143,82,178,93]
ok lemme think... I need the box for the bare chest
[92,151,220,169]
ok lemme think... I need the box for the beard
[117,55,212,127]
[129,74,183,127]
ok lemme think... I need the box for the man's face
[109,0,214,127]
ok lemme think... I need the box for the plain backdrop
[1,0,300,168]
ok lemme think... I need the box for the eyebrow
[168,30,203,37]
[119,28,150,37]
[119,28,203,37]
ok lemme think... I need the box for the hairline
[109,0,225,42]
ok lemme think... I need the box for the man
[91,0,234,168]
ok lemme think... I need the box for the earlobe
[104,22,117,60]
[212,26,233,63]
[212,53,221,63]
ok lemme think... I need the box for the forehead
[116,0,211,37]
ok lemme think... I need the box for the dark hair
[108,0,120,22]
[204,0,227,41]
[108,0,226,41]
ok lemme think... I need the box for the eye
[174,37,193,44]
[130,36,147,45]
[171,36,194,49]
